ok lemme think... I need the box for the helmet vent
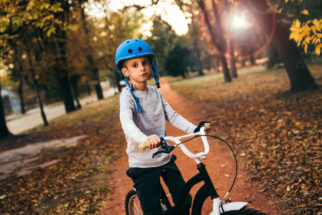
[128,49,133,53]
[138,47,142,51]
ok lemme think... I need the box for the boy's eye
[132,63,138,68]
[142,60,150,66]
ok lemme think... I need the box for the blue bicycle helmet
[115,39,160,113]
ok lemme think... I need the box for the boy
[115,39,210,215]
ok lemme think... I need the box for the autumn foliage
[0,64,321,214]
[171,65,321,214]
[0,96,125,214]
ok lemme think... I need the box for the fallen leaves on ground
[171,65,322,214]
[0,96,125,214]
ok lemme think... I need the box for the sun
[229,10,252,31]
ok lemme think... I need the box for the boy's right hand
[145,135,161,149]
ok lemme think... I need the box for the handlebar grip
[139,142,149,151]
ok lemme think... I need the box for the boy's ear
[121,67,129,77]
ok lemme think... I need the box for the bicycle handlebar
[139,126,209,160]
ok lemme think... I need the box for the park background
[0,0,321,214]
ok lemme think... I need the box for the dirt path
[6,88,116,134]
[101,78,280,215]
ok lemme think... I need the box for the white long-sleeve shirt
[120,86,197,168]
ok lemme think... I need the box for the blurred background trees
[0,0,321,138]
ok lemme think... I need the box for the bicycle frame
[161,127,248,215]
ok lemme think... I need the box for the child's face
[122,57,151,86]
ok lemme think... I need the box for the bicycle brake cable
[200,135,238,201]
[179,134,238,201]
[177,135,200,146]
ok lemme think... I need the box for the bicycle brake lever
[152,137,175,158]
[152,150,166,158]
[152,146,175,158]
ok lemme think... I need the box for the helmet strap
[118,68,142,113]
[152,58,160,88]
[130,88,142,113]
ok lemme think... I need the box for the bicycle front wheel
[192,188,266,215]
[125,189,143,215]
[221,208,267,215]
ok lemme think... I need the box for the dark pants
[126,155,191,215]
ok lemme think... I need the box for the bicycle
[125,126,266,215]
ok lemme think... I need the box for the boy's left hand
[145,135,161,149]
[204,122,211,133]
[194,121,211,133]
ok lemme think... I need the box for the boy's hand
[204,122,211,133]
[194,121,211,133]
[145,135,161,149]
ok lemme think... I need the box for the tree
[227,38,238,78]
[77,0,103,100]
[0,69,12,138]
[24,34,49,126]
[189,4,205,76]
[196,0,232,82]
[266,43,281,69]
[147,16,179,76]
[0,85,12,138]
[96,6,145,92]
[224,1,239,78]
[275,0,322,56]
[290,17,322,55]
[165,44,191,78]
[244,0,318,92]
[51,0,77,112]
[1,0,61,129]
[5,41,27,114]
[1,0,77,114]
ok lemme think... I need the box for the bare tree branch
[121,0,160,11]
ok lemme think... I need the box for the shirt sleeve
[159,92,197,134]
[120,92,148,144]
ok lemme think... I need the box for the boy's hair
[119,55,153,69]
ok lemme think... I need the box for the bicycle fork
[197,163,248,215]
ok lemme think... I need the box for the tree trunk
[272,23,317,91]
[114,70,122,93]
[18,77,26,114]
[57,75,76,113]
[181,72,186,79]
[54,33,76,113]
[266,42,280,69]
[0,84,12,138]
[245,0,318,92]
[214,55,220,72]
[33,79,49,127]
[25,44,49,126]
[197,0,231,82]
[190,10,204,76]
[79,0,103,100]
[194,40,204,76]
[70,75,82,109]
[52,0,76,113]
[88,56,103,100]
[86,83,91,95]
[13,44,26,114]
[227,38,238,78]
[249,56,256,65]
